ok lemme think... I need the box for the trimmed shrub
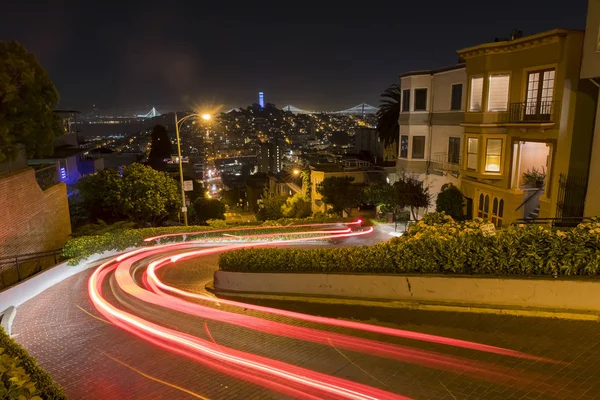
[219,213,600,277]
[0,328,65,400]
[62,218,360,264]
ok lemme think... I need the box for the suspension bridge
[282,103,378,115]
[136,107,161,118]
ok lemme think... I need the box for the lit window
[467,138,478,170]
[485,138,503,172]
[400,135,408,158]
[487,74,510,112]
[469,76,484,111]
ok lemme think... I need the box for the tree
[317,176,364,216]
[363,181,396,214]
[78,163,179,225]
[193,198,226,223]
[394,178,430,220]
[147,124,171,170]
[77,169,125,223]
[436,184,465,220]
[281,194,312,218]
[119,163,180,224]
[376,83,400,146]
[256,195,287,221]
[0,41,63,162]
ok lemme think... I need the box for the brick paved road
[11,238,600,399]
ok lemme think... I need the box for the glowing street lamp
[174,112,212,226]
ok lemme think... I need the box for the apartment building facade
[458,29,597,226]
[581,0,600,218]
[397,65,467,212]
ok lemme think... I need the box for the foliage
[522,167,546,187]
[363,181,396,214]
[193,198,226,223]
[435,184,464,221]
[77,168,124,223]
[220,213,600,277]
[376,83,400,146]
[221,189,241,208]
[256,195,288,221]
[300,170,311,200]
[0,41,63,163]
[147,124,172,170]
[317,176,364,216]
[72,220,137,237]
[62,219,358,264]
[0,328,65,400]
[394,178,430,220]
[120,163,180,224]
[77,163,179,225]
[281,194,312,218]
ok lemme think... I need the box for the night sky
[0,1,588,112]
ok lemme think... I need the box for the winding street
[11,225,600,399]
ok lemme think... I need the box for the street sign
[181,206,187,213]
[183,180,194,191]
[480,223,496,237]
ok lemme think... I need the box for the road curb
[0,306,17,336]
[207,284,600,321]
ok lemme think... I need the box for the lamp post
[174,112,211,226]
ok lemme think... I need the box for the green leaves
[0,329,65,400]
[220,213,600,278]
[0,41,62,162]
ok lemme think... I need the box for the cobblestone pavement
[11,238,600,400]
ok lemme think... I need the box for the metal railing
[0,249,62,290]
[513,217,591,228]
[430,152,461,174]
[507,101,554,123]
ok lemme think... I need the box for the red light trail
[88,222,561,399]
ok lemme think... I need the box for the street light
[174,112,211,226]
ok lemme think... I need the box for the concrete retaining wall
[214,271,600,313]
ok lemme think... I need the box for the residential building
[397,64,467,211]
[310,159,386,214]
[354,128,397,164]
[257,140,282,173]
[581,0,600,218]
[458,29,597,226]
[267,173,302,198]
[28,110,104,192]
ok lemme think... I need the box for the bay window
[485,138,503,172]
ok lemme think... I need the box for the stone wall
[0,168,71,257]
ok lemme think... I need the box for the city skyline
[0,1,587,111]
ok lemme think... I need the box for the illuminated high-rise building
[258,92,265,108]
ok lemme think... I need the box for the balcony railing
[506,101,554,123]
[430,152,461,175]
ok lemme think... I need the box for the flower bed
[219,213,600,276]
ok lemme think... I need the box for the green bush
[62,218,360,264]
[0,328,65,400]
[219,213,600,276]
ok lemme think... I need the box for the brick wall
[0,168,71,257]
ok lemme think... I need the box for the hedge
[0,328,66,400]
[62,217,360,264]
[219,213,600,276]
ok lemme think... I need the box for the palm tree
[376,84,401,146]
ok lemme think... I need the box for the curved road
[11,227,600,399]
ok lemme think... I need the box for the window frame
[448,137,461,164]
[487,74,511,112]
[401,89,410,112]
[466,137,479,171]
[411,135,426,159]
[484,138,503,173]
[413,88,428,111]
[469,76,484,112]
[450,83,463,111]
[400,135,409,158]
